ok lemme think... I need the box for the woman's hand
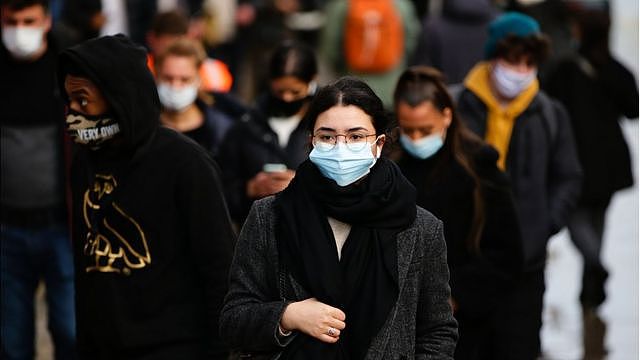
[247,170,295,199]
[280,298,346,343]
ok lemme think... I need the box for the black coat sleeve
[599,59,639,119]
[415,219,459,358]
[219,199,296,352]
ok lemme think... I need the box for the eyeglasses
[312,132,379,151]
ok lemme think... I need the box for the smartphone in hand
[263,163,287,173]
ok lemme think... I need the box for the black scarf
[275,157,417,360]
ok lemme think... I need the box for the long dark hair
[304,76,391,136]
[393,66,485,252]
[268,41,318,83]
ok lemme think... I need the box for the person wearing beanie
[455,12,583,359]
[58,34,235,359]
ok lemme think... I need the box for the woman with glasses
[391,66,523,359]
[220,77,458,359]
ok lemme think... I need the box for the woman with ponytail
[392,66,523,359]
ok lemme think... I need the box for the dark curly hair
[494,34,551,66]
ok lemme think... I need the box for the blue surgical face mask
[400,132,444,160]
[309,139,380,186]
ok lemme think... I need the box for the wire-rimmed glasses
[312,131,379,152]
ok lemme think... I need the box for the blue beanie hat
[484,12,541,59]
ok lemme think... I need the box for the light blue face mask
[492,62,537,99]
[309,140,379,186]
[400,133,444,159]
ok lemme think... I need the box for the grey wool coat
[219,196,458,359]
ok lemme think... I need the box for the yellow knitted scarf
[464,62,539,170]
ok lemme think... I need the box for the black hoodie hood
[57,34,160,149]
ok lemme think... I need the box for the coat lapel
[396,226,418,294]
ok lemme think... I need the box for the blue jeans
[1,224,76,359]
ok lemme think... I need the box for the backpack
[343,0,404,73]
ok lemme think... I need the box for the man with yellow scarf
[456,12,582,359]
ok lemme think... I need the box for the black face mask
[65,108,121,149]
[267,94,309,118]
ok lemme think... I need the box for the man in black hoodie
[58,34,235,359]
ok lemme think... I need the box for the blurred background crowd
[1,0,638,359]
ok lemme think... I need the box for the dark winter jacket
[411,0,499,84]
[216,94,310,225]
[181,98,236,157]
[58,35,235,359]
[220,197,458,359]
[545,54,638,205]
[395,143,522,319]
[1,35,68,227]
[456,89,582,272]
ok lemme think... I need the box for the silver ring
[327,327,337,337]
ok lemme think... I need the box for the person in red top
[146,10,233,93]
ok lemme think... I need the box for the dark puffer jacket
[457,90,582,272]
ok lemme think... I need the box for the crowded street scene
[1,0,638,359]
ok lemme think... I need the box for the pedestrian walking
[1,1,76,358]
[217,41,318,226]
[392,66,523,359]
[220,77,458,359]
[59,34,235,359]
[455,12,582,359]
[545,2,639,357]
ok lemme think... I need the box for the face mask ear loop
[307,81,318,96]
[374,135,384,159]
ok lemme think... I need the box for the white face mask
[157,82,199,112]
[2,26,46,59]
[492,62,537,99]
